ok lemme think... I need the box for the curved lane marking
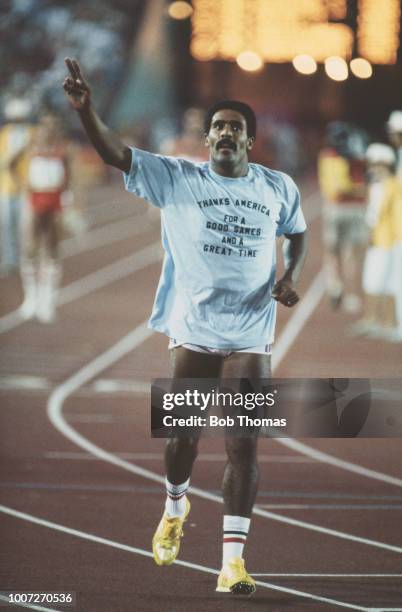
[0,504,372,612]
[0,242,162,334]
[46,323,402,554]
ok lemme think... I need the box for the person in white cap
[384,111,402,342]
[376,176,402,343]
[387,110,402,177]
[352,143,396,337]
[0,98,33,274]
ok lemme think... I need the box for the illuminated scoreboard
[190,0,400,65]
[357,0,400,64]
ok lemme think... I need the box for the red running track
[0,177,401,611]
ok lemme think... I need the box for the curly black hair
[204,100,257,138]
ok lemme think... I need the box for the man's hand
[63,58,91,112]
[271,278,300,308]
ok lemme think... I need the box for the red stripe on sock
[167,492,186,500]
[223,537,246,543]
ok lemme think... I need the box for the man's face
[205,109,254,165]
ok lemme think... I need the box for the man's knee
[166,436,199,461]
[225,437,258,467]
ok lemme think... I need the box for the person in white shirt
[63,57,308,596]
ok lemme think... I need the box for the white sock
[165,477,189,518]
[222,515,250,567]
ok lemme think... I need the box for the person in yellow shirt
[378,175,402,342]
[352,144,396,336]
[385,110,402,342]
[0,98,33,274]
[318,122,368,313]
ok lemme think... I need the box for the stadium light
[190,36,217,61]
[357,0,400,64]
[292,55,317,75]
[325,56,348,81]
[236,51,263,72]
[191,0,399,65]
[350,57,373,78]
[168,1,193,20]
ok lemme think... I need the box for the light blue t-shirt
[124,148,306,348]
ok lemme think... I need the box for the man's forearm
[282,231,308,283]
[77,105,131,172]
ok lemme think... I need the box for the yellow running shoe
[152,498,190,566]
[216,557,256,595]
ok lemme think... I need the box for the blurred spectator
[0,1,134,119]
[387,111,402,177]
[262,119,302,176]
[19,114,71,323]
[150,108,208,224]
[0,97,34,275]
[317,121,368,313]
[376,175,402,343]
[352,144,396,337]
[159,108,208,162]
[385,110,402,342]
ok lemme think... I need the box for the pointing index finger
[64,57,77,78]
[71,58,83,79]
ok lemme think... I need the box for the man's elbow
[285,229,308,247]
[102,147,131,173]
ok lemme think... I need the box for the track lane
[1,183,400,612]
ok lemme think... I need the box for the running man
[63,57,308,595]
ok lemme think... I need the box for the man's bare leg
[216,353,270,593]
[153,347,222,566]
[165,347,223,484]
[221,352,270,516]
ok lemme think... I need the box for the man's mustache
[217,138,236,150]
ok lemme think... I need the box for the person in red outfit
[20,114,70,323]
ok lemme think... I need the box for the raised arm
[63,57,131,173]
[271,230,308,308]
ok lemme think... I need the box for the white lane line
[84,198,136,225]
[0,242,162,334]
[43,451,314,463]
[270,238,402,490]
[258,504,402,510]
[61,215,152,259]
[91,379,149,394]
[0,594,59,612]
[0,311,24,334]
[252,574,402,578]
[0,376,50,391]
[47,325,402,554]
[0,504,372,612]
[58,242,161,305]
[66,414,116,424]
[271,267,326,371]
[0,191,317,336]
[274,439,402,489]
